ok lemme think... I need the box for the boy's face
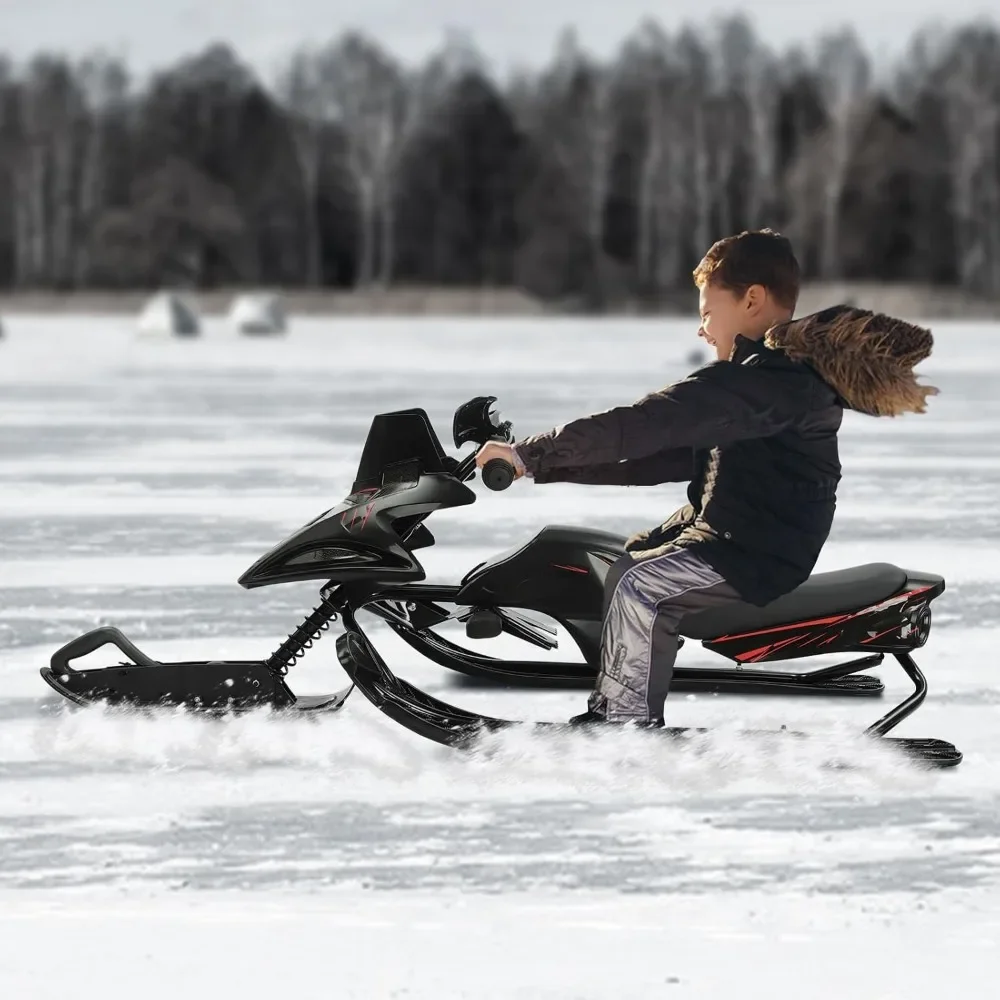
[697,282,753,361]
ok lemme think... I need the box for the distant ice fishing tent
[136,292,200,337]
[227,293,287,335]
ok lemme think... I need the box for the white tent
[227,293,287,336]
[136,292,200,337]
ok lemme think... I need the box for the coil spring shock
[265,596,340,675]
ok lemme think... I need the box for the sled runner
[41,396,959,767]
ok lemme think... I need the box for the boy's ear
[744,284,765,312]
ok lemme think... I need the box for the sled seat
[681,563,911,640]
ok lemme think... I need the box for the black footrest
[672,672,884,697]
[823,674,884,693]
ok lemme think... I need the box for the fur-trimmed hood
[763,304,937,416]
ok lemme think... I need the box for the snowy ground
[0,315,997,993]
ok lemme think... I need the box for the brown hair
[693,229,801,311]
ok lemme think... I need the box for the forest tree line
[0,17,999,307]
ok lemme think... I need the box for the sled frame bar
[361,587,886,696]
[864,653,927,737]
[337,594,927,740]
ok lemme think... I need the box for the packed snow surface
[0,315,997,993]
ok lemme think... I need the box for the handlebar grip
[482,458,516,491]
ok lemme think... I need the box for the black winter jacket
[513,306,937,605]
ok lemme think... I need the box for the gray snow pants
[588,546,743,723]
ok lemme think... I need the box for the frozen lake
[0,314,997,993]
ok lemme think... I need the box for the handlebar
[451,450,517,491]
[453,453,479,482]
[481,458,515,491]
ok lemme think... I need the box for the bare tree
[562,33,614,256]
[514,29,614,272]
[675,29,713,267]
[276,49,327,286]
[814,29,871,278]
[316,32,408,287]
[376,60,446,286]
[622,21,675,289]
[714,15,780,229]
[940,28,1000,295]
[12,57,64,287]
[74,55,129,285]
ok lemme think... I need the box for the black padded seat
[681,563,910,640]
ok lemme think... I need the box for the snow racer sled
[42,397,961,767]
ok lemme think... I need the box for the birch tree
[276,49,327,286]
[715,16,780,229]
[316,33,407,287]
[524,29,614,266]
[12,62,41,285]
[621,21,676,289]
[11,57,81,287]
[675,28,713,266]
[814,29,871,278]
[74,56,129,285]
[940,27,1000,295]
[0,58,20,286]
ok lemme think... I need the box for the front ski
[335,618,962,769]
[42,626,353,715]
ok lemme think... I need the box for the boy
[476,229,936,725]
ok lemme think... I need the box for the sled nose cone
[238,553,269,589]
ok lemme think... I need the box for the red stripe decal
[716,614,850,642]
[551,563,589,575]
[861,626,897,645]
[713,586,937,643]
[736,633,809,662]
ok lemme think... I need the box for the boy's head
[693,229,800,361]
